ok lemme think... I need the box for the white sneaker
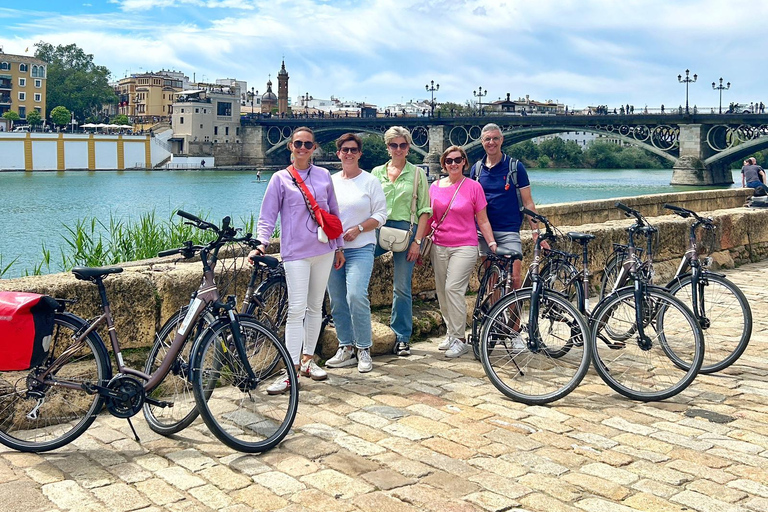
[438,336,455,350]
[326,347,357,368]
[510,331,526,353]
[445,339,470,358]
[357,348,373,373]
[299,359,328,381]
[266,370,299,395]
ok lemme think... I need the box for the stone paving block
[188,483,235,509]
[534,447,591,468]
[581,462,639,485]
[282,435,340,459]
[517,473,581,502]
[348,411,392,429]
[468,457,527,478]
[382,422,432,441]
[198,465,252,490]
[133,453,171,472]
[622,491,689,512]
[289,489,357,512]
[575,497,637,512]
[725,466,768,486]
[727,478,768,498]
[91,482,152,512]
[484,428,544,451]
[361,469,416,490]
[370,452,432,478]
[340,422,391,443]
[561,472,631,501]
[628,460,693,486]
[706,448,767,466]
[0,479,55,512]
[700,433,763,454]
[519,491,582,512]
[602,417,658,436]
[321,449,381,477]
[166,449,218,472]
[253,471,306,496]
[666,448,732,469]
[352,490,422,512]
[421,437,475,460]
[108,462,153,483]
[744,497,768,512]
[135,478,186,506]
[649,430,715,451]
[502,451,569,476]
[612,433,675,455]
[231,484,288,511]
[24,462,65,484]
[155,466,207,490]
[335,434,388,456]
[41,480,95,510]
[671,489,746,512]
[614,445,671,463]
[300,468,374,499]
[686,479,748,503]
[467,472,530,500]
[421,470,482,497]
[464,491,519,512]
[665,459,736,485]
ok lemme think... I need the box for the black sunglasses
[340,147,360,154]
[292,140,314,149]
[388,142,409,151]
[444,156,464,165]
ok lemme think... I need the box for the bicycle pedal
[144,397,173,408]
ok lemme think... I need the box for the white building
[169,83,242,154]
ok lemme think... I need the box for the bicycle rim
[666,274,751,373]
[249,278,288,340]
[0,315,108,452]
[143,308,215,436]
[591,287,704,401]
[480,290,591,405]
[191,316,298,452]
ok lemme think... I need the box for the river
[0,168,741,278]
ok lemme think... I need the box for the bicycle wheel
[0,314,109,452]
[590,287,704,401]
[472,263,504,360]
[479,289,591,405]
[191,316,298,453]
[665,273,751,374]
[540,258,584,307]
[143,307,216,436]
[599,252,624,301]
[247,277,288,339]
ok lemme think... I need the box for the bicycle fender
[57,312,113,379]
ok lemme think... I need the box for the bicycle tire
[479,289,591,405]
[590,287,704,401]
[665,273,752,374]
[598,252,624,301]
[540,258,584,307]
[190,315,298,453]
[472,263,504,361]
[247,277,288,339]
[142,307,216,436]
[0,313,110,452]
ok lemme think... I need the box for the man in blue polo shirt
[470,123,545,290]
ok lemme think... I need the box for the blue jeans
[327,244,375,349]
[375,220,417,343]
[747,181,768,196]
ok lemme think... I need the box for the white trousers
[283,251,335,365]
[431,244,478,340]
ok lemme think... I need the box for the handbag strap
[408,165,419,233]
[287,165,324,227]
[431,178,465,233]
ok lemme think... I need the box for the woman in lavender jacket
[250,126,345,394]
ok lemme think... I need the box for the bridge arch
[704,135,768,167]
[459,126,678,165]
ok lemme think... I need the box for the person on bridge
[470,123,546,291]
[372,126,432,357]
[741,157,768,196]
[325,133,388,373]
[251,126,345,394]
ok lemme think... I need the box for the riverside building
[0,48,47,130]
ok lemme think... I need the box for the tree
[2,111,20,130]
[34,42,117,122]
[50,106,71,130]
[25,110,43,130]
[435,101,474,117]
[111,114,130,126]
[359,135,389,170]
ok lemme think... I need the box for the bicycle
[662,204,752,373]
[478,208,592,405]
[0,212,298,453]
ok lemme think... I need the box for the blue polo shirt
[470,154,530,232]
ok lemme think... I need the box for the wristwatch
[357,224,364,232]
[414,239,422,245]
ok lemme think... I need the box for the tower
[261,76,277,114]
[277,60,289,114]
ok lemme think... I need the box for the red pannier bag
[0,292,59,371]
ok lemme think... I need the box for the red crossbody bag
[287,165,344,241]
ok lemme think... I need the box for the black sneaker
[394,341,410,357]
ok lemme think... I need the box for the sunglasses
[340,147,360,154]
[292,140,315,149]
[444,156,464,165]
[388,142,409,151]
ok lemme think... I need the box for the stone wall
[2,189,764,359]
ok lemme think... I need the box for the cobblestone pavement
[2,263,768,512]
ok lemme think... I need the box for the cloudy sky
[1,1,765,110]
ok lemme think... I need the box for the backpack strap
[474,156,524,213]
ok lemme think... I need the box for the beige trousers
[431,244,478,339]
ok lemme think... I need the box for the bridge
[240,113,768,185]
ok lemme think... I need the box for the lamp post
[712,77,730,114]
[425,80,439,116]
[251,87,255,113]
[473,86,487,116]
[301,92,313,108]
[678,69,697,115]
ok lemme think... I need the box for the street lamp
[301,92,313,107]
[473,86,487,116]
[678,69,697,115]
[712,77,730,114]
[425,80,439,116]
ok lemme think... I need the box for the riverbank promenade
[1,262,767,512]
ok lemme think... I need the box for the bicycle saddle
[72,267,124,281]
[496,247,523,260]
[567,232,595,242]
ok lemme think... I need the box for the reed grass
[1,210,275,277]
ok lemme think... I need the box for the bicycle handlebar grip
[663,203,691,217]
[158,248,180,257]
[221,216,231,230]
[176,210,200,222]
[615,202,633,214]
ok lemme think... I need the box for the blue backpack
[473,156,523,212]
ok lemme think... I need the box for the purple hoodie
[256,165,343,261]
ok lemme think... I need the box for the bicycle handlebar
[664,203,715,229]
[615,202,645,224]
